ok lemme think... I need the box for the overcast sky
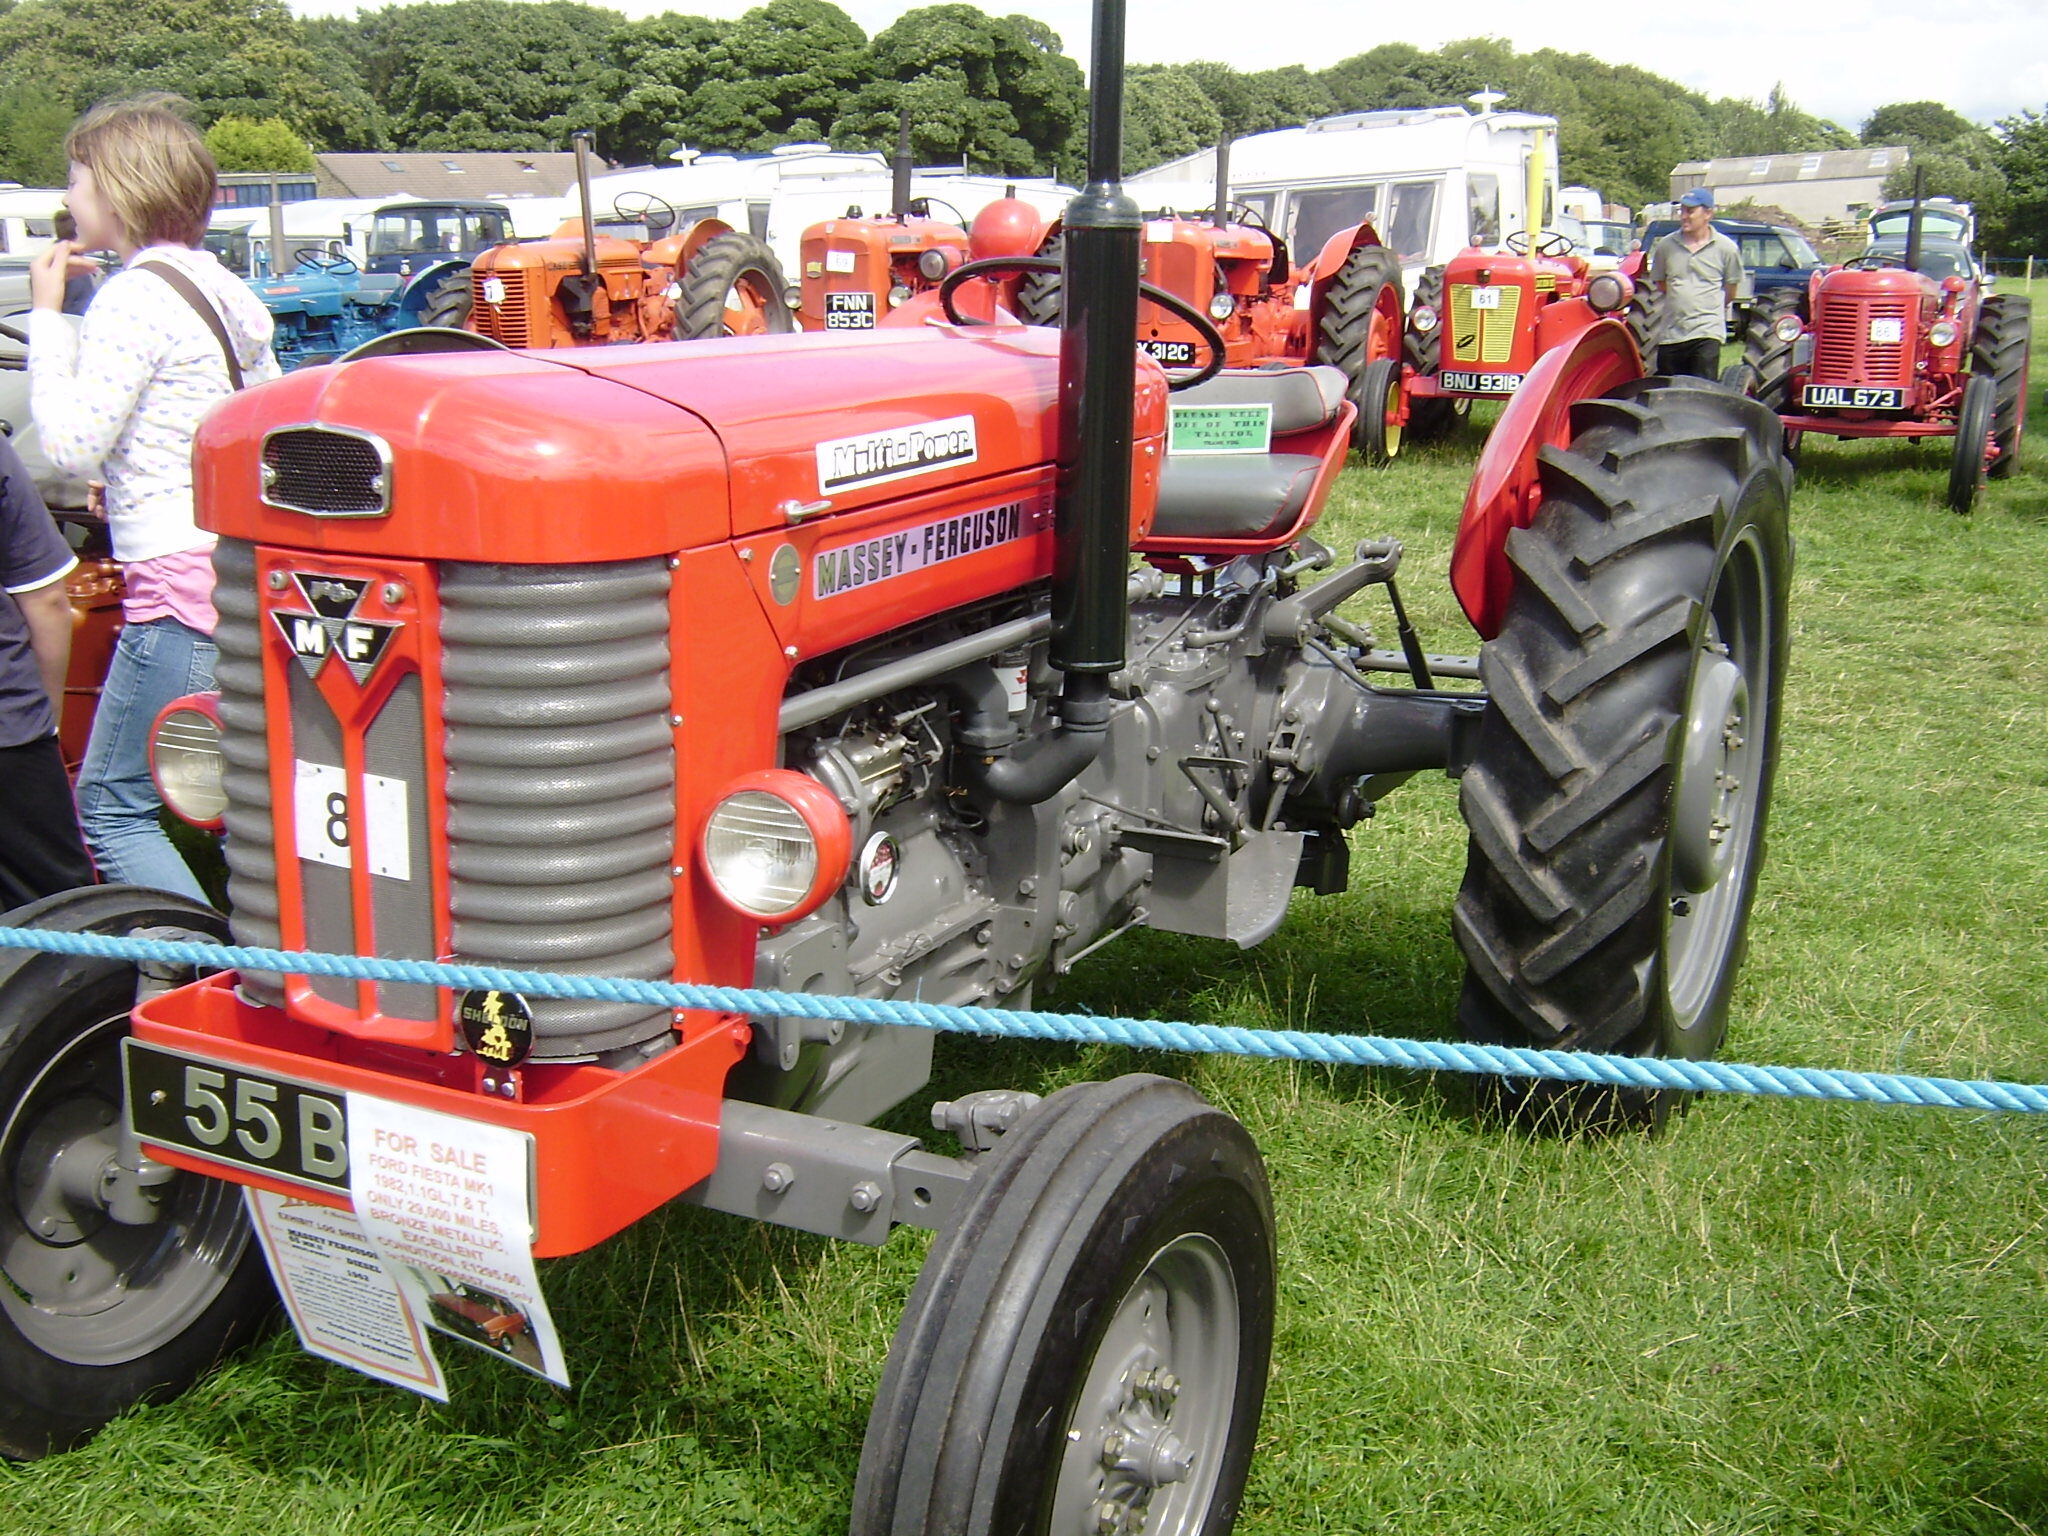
[288,0,2048,132]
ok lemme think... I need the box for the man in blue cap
[1649,187,1742,378]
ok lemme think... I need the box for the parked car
[1638,217,1822,321]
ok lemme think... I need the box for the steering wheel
[1844,253,1906,271]
[292,247,358,275]
[1504,229,1575,258]
[909,196,969,228]
[936,255,1227,391]
[612,190,679,234]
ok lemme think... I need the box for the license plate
[1469,286,1502,309]
[1802,384,1903,409]
[1441,371,1523,394]
[125,1040,352,1194]
[1142,340,1197,365]
[824,291,875,330]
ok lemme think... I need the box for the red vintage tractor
[1721,202,2027,513]
[1402,227,1646,438]
[0,9,1795,1533]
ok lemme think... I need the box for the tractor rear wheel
[0,887,271,1460]
[676,233,794,341]
[1313,244,1403,455]
[1947,372,1996,515]
[1401,266,1462,441]
[1731,290,1804,413]
[1015,233,1063,327]
[420,272,472,331]
[852,1075,1274,1536]
[1453,379,1792,1132]
[1971,293,2030,479]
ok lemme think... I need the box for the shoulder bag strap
[135,260,244,391]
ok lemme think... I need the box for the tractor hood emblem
[270,572,401,684]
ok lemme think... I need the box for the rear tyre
[1971,293,2029,478]
[1015,233,1063,326]
[1314,244,1403,416]
[1947,372,1995,515]
[420,272,472,330]
[0,887,271,1460]
[1402,267,1461,441]
[852,1075,1275,1536]
[1352,355,1403,465]
[1731,290,1804,414]
[676,233,794,340]
[1453,380,1792,1132]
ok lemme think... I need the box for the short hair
[63,95,216,249]
[53,207,76,241]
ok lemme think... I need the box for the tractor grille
[214,541,679,1060]
[1811,295,1914,390]
[261,428,389,517]
[1448,284,1522,365]
[472,269,531,347]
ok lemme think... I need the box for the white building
[1669,146,1911,227]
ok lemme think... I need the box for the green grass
[7,309,2048,1534]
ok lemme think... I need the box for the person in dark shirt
[0,437,94,907]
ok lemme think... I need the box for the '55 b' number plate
[124,1040,351,1193]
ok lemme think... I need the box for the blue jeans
[76,617,217,903]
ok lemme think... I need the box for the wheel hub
[1671,645,1748,894]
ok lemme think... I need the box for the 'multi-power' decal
[813,497,1044,599]
[815,414,978,494]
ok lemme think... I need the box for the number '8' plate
[124,1040,352,1193]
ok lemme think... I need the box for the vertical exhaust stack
[892,111,913,222]
[968,0,1134,804]
[1212,135,1232,230]
[1904,165,1926,276]
[572,130,599,278]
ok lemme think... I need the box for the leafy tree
[683,0,871,153]
[1993,108,2048,255]
[1863,101,1974,148]
[205,113,314,171]
[1122,67,1223,176]
[1171,62,1330,137]
[0,80,71,186]
[589,11,732,164]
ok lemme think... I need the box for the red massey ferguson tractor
[1721,222,2028,513]
[1402,228,1650,440]
[0,6,1796,1529]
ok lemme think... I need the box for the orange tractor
[428,132,796,348]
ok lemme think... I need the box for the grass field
[6,292,2048,1535]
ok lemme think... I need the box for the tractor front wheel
[1972,293,2030,479]
[1314,244,1404,457]
[676,233,794,341]
[1947,372,1996,515]
[1352,355,1403,466]
[420,272,472,331]
[1731,290,1805,414]
[1453,379,1792,1131]
[852,1075,1274,1536]
[0,887,271,1460]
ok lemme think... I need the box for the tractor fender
[679,217,735,267]
[879,284,1022,330]
[968,198,1059,263]
[1449,319,1643,637]
[1303,220,1389,288]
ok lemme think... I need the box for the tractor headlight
[887,283,914,308]
[1410,303,1438,334]
[917,248,953,282]
[702,770,852,924]
[1585,273,1627,313]
[785,285,803,311]
[1773,312,1804,343]
[149,694,227,830]
[1208,292,1235,321]
[1928,319,1959,348]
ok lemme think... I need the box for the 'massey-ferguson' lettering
[815,414,978,493]
[814,500,1031,599]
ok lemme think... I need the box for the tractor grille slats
[261,428,388,516]
[1448,284,1522,365]
[472,269,530,346]
[216,539,287,1008]
[1812,297,1913,389]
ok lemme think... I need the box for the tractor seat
[1149,366,1348,543]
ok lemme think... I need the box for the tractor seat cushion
[1170,365,1348,435]
[1150,453,1325,541]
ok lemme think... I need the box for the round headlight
[887,283,914,308]
[917,247,953,282]
[1410,303,1438,334]
[1208,291,1235,321]
[1773,313,1804,343]
[1928,319,1959,347]
[701,770,852,924]
[150,698,227,829]
[784,284,803,310]
[1585,273,1626,313]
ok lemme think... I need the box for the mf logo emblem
[270,573,400,684]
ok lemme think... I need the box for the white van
[0,187,66,258]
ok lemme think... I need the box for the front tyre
[853,1075,1275,1536]
[676,233,794,340]
[1352,355,1403,465]
[0,887,272,1460]
[1452,380,1793,1130]
[1971,293,2029,479]
[1947,372,1995,515]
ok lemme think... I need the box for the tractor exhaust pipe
[1904,165,1926,276]
[572,130,598,278]
[1212,136,1231,230]
[965,0,1136,806]
[892,111,913,222]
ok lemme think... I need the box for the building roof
[314,153,582,200]
[1673,145,1911,188]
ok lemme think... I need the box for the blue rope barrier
[2,923,2044,1113]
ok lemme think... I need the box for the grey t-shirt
[1650,228,1743,344]
[0,438,78,748]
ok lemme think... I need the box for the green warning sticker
[1168,402,1273,455]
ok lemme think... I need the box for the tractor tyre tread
[676,232,793,341]
[1733,289,1805,414]
[1972,292,2029,478]
[1314,244,1403,388]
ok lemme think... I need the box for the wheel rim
[1380,370,1403,459]
[721,268,776,336]
[1663,524,1772,1034]
[1,1011,249,1365]
[1049,1232,1240,1536]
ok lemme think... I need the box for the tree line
[1,0,2044,252]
